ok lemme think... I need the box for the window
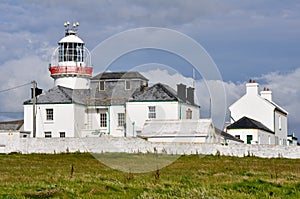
[186,109,192,119]
[148,106,156,119]
[125,80,131,90]
[279,116,282,130]
[46,109,53,121]
[60,132,65,138]
[235,135,240,140]
[99,81,105,91]
[100,113,107,127]
[247,135,253,144]
[118,113,125,127]
[45,131,52,138]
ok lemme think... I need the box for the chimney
[187,87,194,104]
[260,87,272,101]
[177,83,186,103]
[31,87,43,99]
[246,79,259,96]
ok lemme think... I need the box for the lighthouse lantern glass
[58,42,84,62]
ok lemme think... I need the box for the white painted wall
[180,103,200,120]
[230,94,275,132]
[24,104,82,138]
[227,129,276,145]
[126,101,179,137]
[54,77,90,89]
[274,111,288,145]
[83,105,125,137]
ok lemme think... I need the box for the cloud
[0,55,53,113]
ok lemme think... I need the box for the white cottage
[227,80,288,145]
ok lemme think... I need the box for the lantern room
[49,22,93,89]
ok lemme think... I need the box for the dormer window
[125,80,131,90]
[99,81,105,91]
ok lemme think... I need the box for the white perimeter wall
[1,136,300,159]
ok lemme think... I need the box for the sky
[0,0,300,137]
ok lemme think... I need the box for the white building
[23,22,204,140]
[227,80,288,145]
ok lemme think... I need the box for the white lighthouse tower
[49,21,92,89]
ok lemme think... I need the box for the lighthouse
[49,21,92,89]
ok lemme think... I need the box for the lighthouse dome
[59,35,84,44]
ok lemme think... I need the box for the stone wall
[1,136,300,159]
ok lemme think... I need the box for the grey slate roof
[130,83,199,106]
[0,120,24,130]
[131,83,177,101]
[24,86,90,105]
[91,71,148,81]
[227,116,274,134]
[215,128,244,143]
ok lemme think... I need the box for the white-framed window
[148,106,156,119]
[186,108,192,119]
[99,81,105,91]
[118,113,125,127]
[60,132,65,138]
[44,131,52,138]
[100,113,107,127]
[46,109,53,121]
[125,80,131,90]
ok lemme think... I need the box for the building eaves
[263,98,288,116]
[91,71,148,81]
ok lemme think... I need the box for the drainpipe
[132,121,135,137]
[108,106,111,135]
[179,101,182,120]
[32,80,36,138]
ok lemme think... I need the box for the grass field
[0,153,300,198]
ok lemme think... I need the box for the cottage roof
[91,71,148,81]
[130,83,199,106]
[227,116,274,134]
[23,86,90,105]
[0,120,24,130]
[214,128,244,143]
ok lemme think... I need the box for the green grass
[0,153,300,198]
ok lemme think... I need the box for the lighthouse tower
[49,22,93,89]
